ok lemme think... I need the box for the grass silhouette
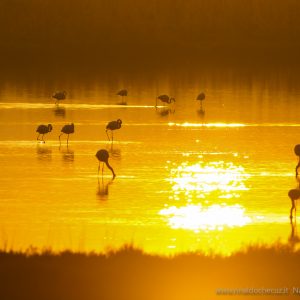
[0,243,299,299]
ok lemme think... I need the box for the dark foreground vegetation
[1,244,300,300]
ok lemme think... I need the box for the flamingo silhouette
[156,95,175,107]
[36,124,53,143]
[197,92,205,110]
[96,149,116,178]
[294,144,300,176]
[59,123,74,146]
[106,119,122,142]
[289,188,300,219]
[53,91,66,105]
[117,89,127,105]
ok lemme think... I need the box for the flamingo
[59,123,74,145]
[36,124,53,143]
[96,149,116,178]
[295,144,300,177]
[53,91,66,104]
[156,95,175,107]
[289,188,300,219]
[106,119,122,142]
[197,92,205,109]
[117,89,127,105]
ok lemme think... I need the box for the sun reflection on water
[168,161,249,197]
[160,204,251,232]
[160,158,251,232]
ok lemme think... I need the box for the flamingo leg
[67,134,69,146]
[291,199,296,219]
[59,133,63,145]
[42,134,45,143]
[98,162,100,174]
[296,159,300,177]
[111,132,114,143]
[102,162,104,176]
[37,133,40,141]
[106,130,110,141]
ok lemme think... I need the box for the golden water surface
[0,71,299,255]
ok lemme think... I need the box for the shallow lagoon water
[0,71,300,255]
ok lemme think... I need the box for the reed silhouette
[96,149,116,179]
[0,243,299,300]
[59,123,74,146]
[36,124,52,143]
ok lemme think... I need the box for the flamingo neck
[105,161,116,178]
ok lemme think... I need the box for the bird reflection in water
[97,177,114,201]
[197,107,205,119]
[108,144,121,160]
[60,147,74,162]
[53,106,66,118]
[289,218,300,249]
[36,145,52,161]
[156,107,175,117]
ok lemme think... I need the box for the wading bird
[117,89,127,105]
[156,95,176,107]
[96,149,116,178]
[53,91,66,104]
[289,188,300,219]
[59,123,74,145]
[295,144,300,177]
[36,124,53,143]
[197,92,205,109]
[106,119,122,142]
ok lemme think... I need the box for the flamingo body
[36,124,52,142]
[156,95,175,106]
[53,91,66,104]
[59,123,74,145]
[295,144,300,176]
[96,149,116,178]
[117,89,127,105]
[106,119,122,141]
[117,89,127,97]
[289,188,300,218]
[197,92,205,101]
